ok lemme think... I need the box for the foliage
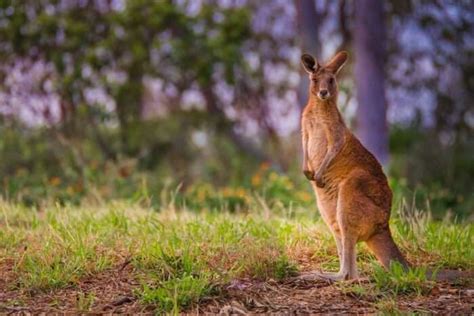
[1,1,472,219]
[390,124,474,218]
[0,122,315,213]
[1,122,471,218]
[0,1,257,156]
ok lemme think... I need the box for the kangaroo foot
[314,271,348,281]
[297,270,362,282]
[296,270,348,282]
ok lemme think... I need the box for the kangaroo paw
[303,169,315,181]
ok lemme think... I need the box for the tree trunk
[294,0,322,108]
[354,0,389,166]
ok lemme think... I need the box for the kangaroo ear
[301,54,319,74]
[325,51,348,75]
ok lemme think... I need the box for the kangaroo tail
[428,269,474,282]
[365,228,410,269]
[366,229,474,282]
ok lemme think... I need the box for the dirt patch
[0,259,20,304]
[1,260,473,314]
[0,260,147,314]
[195,278,377,314]
[194,277,474,314]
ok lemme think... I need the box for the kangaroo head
[301,51,348,102]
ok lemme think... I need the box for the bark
[354,0,389,165]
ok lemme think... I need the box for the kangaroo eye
[329,78,335,84]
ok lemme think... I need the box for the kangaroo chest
[306,119,328,170]
[304,116,347,200]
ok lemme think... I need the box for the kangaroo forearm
[303,145,310,169]
[319,139,343,171]
[317,123,345,175]
[303,152,309,170]
[318,150,335,175]
[302,130,310,170]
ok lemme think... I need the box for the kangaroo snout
[318,89,329,100]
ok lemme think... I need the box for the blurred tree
[354,0,389,165]
[0,0,272,163]
[0,0,472,214]
[294,0,321,108]
[294,0,352,108]
[386,0,474,202]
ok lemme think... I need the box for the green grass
[372,262,436,296]
[140,275,213,313]
[0,195,472,312]
[76,291,96,312]
[393,199,474,268]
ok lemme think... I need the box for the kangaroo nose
[319,90,328,97]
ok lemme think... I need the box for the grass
[372,262,436,296]
[140,275,213,313]
[0,194,472,313]
[76,291,96,312]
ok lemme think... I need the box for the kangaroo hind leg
[317,234,358,281]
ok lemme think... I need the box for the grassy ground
[0,196,473,314]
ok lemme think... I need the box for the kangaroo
[300,51,409,281]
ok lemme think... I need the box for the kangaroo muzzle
[318,89,330,100]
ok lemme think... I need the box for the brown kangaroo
[300,51,409,281]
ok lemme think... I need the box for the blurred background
[0,0,472,219]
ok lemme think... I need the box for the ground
[1,261,472,314]
[0,200,473,314]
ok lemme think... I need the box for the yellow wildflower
[49,177,61,186]
[297,191,313,202]
[251,174,261,187]
[259,161,271,171]
[197,188,207,202]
